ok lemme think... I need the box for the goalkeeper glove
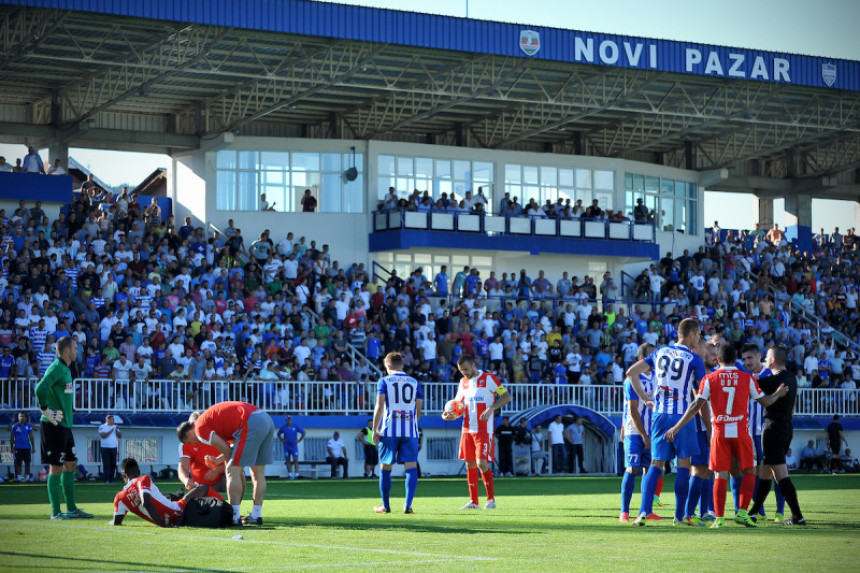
[42,408,64,426]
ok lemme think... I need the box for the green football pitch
[1,474,858,572]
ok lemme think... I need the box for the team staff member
[747,347,806,525]
[178,440,228,501]
[358,418,379,479]
[177,401,275,526]
[278,416,306,480]
[442,355,511,510]
[9,412,35,483]
[35,336,93,520]
[98,414,122,483]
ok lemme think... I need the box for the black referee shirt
[757,370,798,424]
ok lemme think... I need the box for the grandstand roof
[1,0,859,189]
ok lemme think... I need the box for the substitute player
[371,352,423,514]
[277,416,306,479]
[627,318,703,527]
[442,355,511,510]
[666,343,786,528]
[747,346,806,526]
[35,336,93,520]
[177,401,275,526]
[110,457,207,527]
[9,411,35,482]
[620,343,662,523]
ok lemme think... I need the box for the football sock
[754,476,765,516]
[47,473,62,516]
[480,469,495,501]
[60,471,77,511]
[748,476,772,516]
[467,468,479,504]
[380,469,392,510]
[404,468,418,509]
[730,476,741,513]
[638,466,662,516]
[699,477,713,516]
[674,467,690,522]
[621,471,636,514]
[774,480,786,515]
[655,476,664,497]
[686,474,704,519]
[738,473,756,511]
[713,477,727,518]
[777,477,803,519]
[232,504,241,522]
[250,504,262,519]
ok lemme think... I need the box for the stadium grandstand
[0,0,858,480]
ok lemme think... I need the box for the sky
[1,0,858,229]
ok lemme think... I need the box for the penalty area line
[97,558,468,573]
[86,527,497,561]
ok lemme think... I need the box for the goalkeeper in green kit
[35,336,93,520]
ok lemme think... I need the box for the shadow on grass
[0,550,234,573]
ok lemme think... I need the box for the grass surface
[0,474,858,572]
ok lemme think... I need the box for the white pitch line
[95,558,465,573]
[85,526,496,561]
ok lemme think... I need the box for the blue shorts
[623,435,651,469]
[753,434,763,464]
[651,413,699,462]
[378,436,419,465]
[283,444,299,459]
[691,430,710,466]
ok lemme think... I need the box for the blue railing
[373,210,656,242]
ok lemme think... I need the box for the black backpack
[180,497,234,528]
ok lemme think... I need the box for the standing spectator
[827,415,848,457]
[98,414,122,483]
[326,431,349,479]
[548,414,566,474]
[565,417,587,474]
[301,189,318,212]
[21,146,45,174]
[512,419,532,476]
[9,411,35,482]
[277,416,306,480]
[0,156,13,172]
[530,424,550,474]
[494,416,515,477]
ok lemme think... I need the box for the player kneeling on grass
[442,355,511,510]
[110,457,208,527]
[664,344,787,529]
[372,352,423,514]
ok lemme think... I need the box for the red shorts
[709,433,754,472]
[459,432,494,463]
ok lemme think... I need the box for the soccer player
[683,340,715,526]
[442,354,511,510]
[110,457,207,527]
[747,346,806,526]
[177,401,275,526]
[9,411,35,482]
[372,352,423,514]
[626,318,703,527]
[666,343,786,528]
[35,336,94,520]
[178,438,227,500]
[278,416,306,480]
[620,343,662,523]
[738,343,785,521]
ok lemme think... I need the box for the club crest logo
[822,62,837,87]
[520,30,541,57]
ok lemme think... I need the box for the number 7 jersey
[644,344,706,415]
[699,366,763,437]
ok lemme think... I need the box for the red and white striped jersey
[113,475,186,526]
[454,370,506,436]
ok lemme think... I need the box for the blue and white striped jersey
[623,373,655,437]
[645,344,706,415]
[748,367,772,435]
[377,371,423,439]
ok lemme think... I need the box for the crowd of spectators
[0,154,858,415]
[377,186,648,223]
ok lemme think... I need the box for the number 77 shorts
[459,432,495,462]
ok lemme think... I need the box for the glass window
[397,157,413,176]
[320,173,342,213]
[523,166,539,185]
[453,160,471,183]
[474,161,493,183]
[238,171,258,211]
[378,155,395,176]
[217,150,237,170]
[575,169,591,189]
[505,164,521,183]
[239,151,257,170]
[688,200,698,234]
[675,180,686,197]
[435,159,452,179]
[540,166,557,187]
[688,182,697,199]
[660,197,674,231]
[593,170,614,190]
[260,151,289,170]
[322,152,341,172]
[344,175,364,214]
[416,158,433,178]
[292,152,319,172]
[216,171,236,211]
[646,176,659,193]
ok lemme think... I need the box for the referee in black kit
[748,346,806,525]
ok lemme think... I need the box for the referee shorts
[41,424,77,466]
[761,422,793,466]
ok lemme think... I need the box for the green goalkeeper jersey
[35,359,74,429]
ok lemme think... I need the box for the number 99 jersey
[644,344,706,415]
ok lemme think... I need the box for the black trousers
[497,443,513,474]
[568,443,585,473]
[101,447,118,482]
[327,456,348,478]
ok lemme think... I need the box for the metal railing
[373,210,656,242]
[2,378,857,417]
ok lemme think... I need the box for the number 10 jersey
[377,372,423,439]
